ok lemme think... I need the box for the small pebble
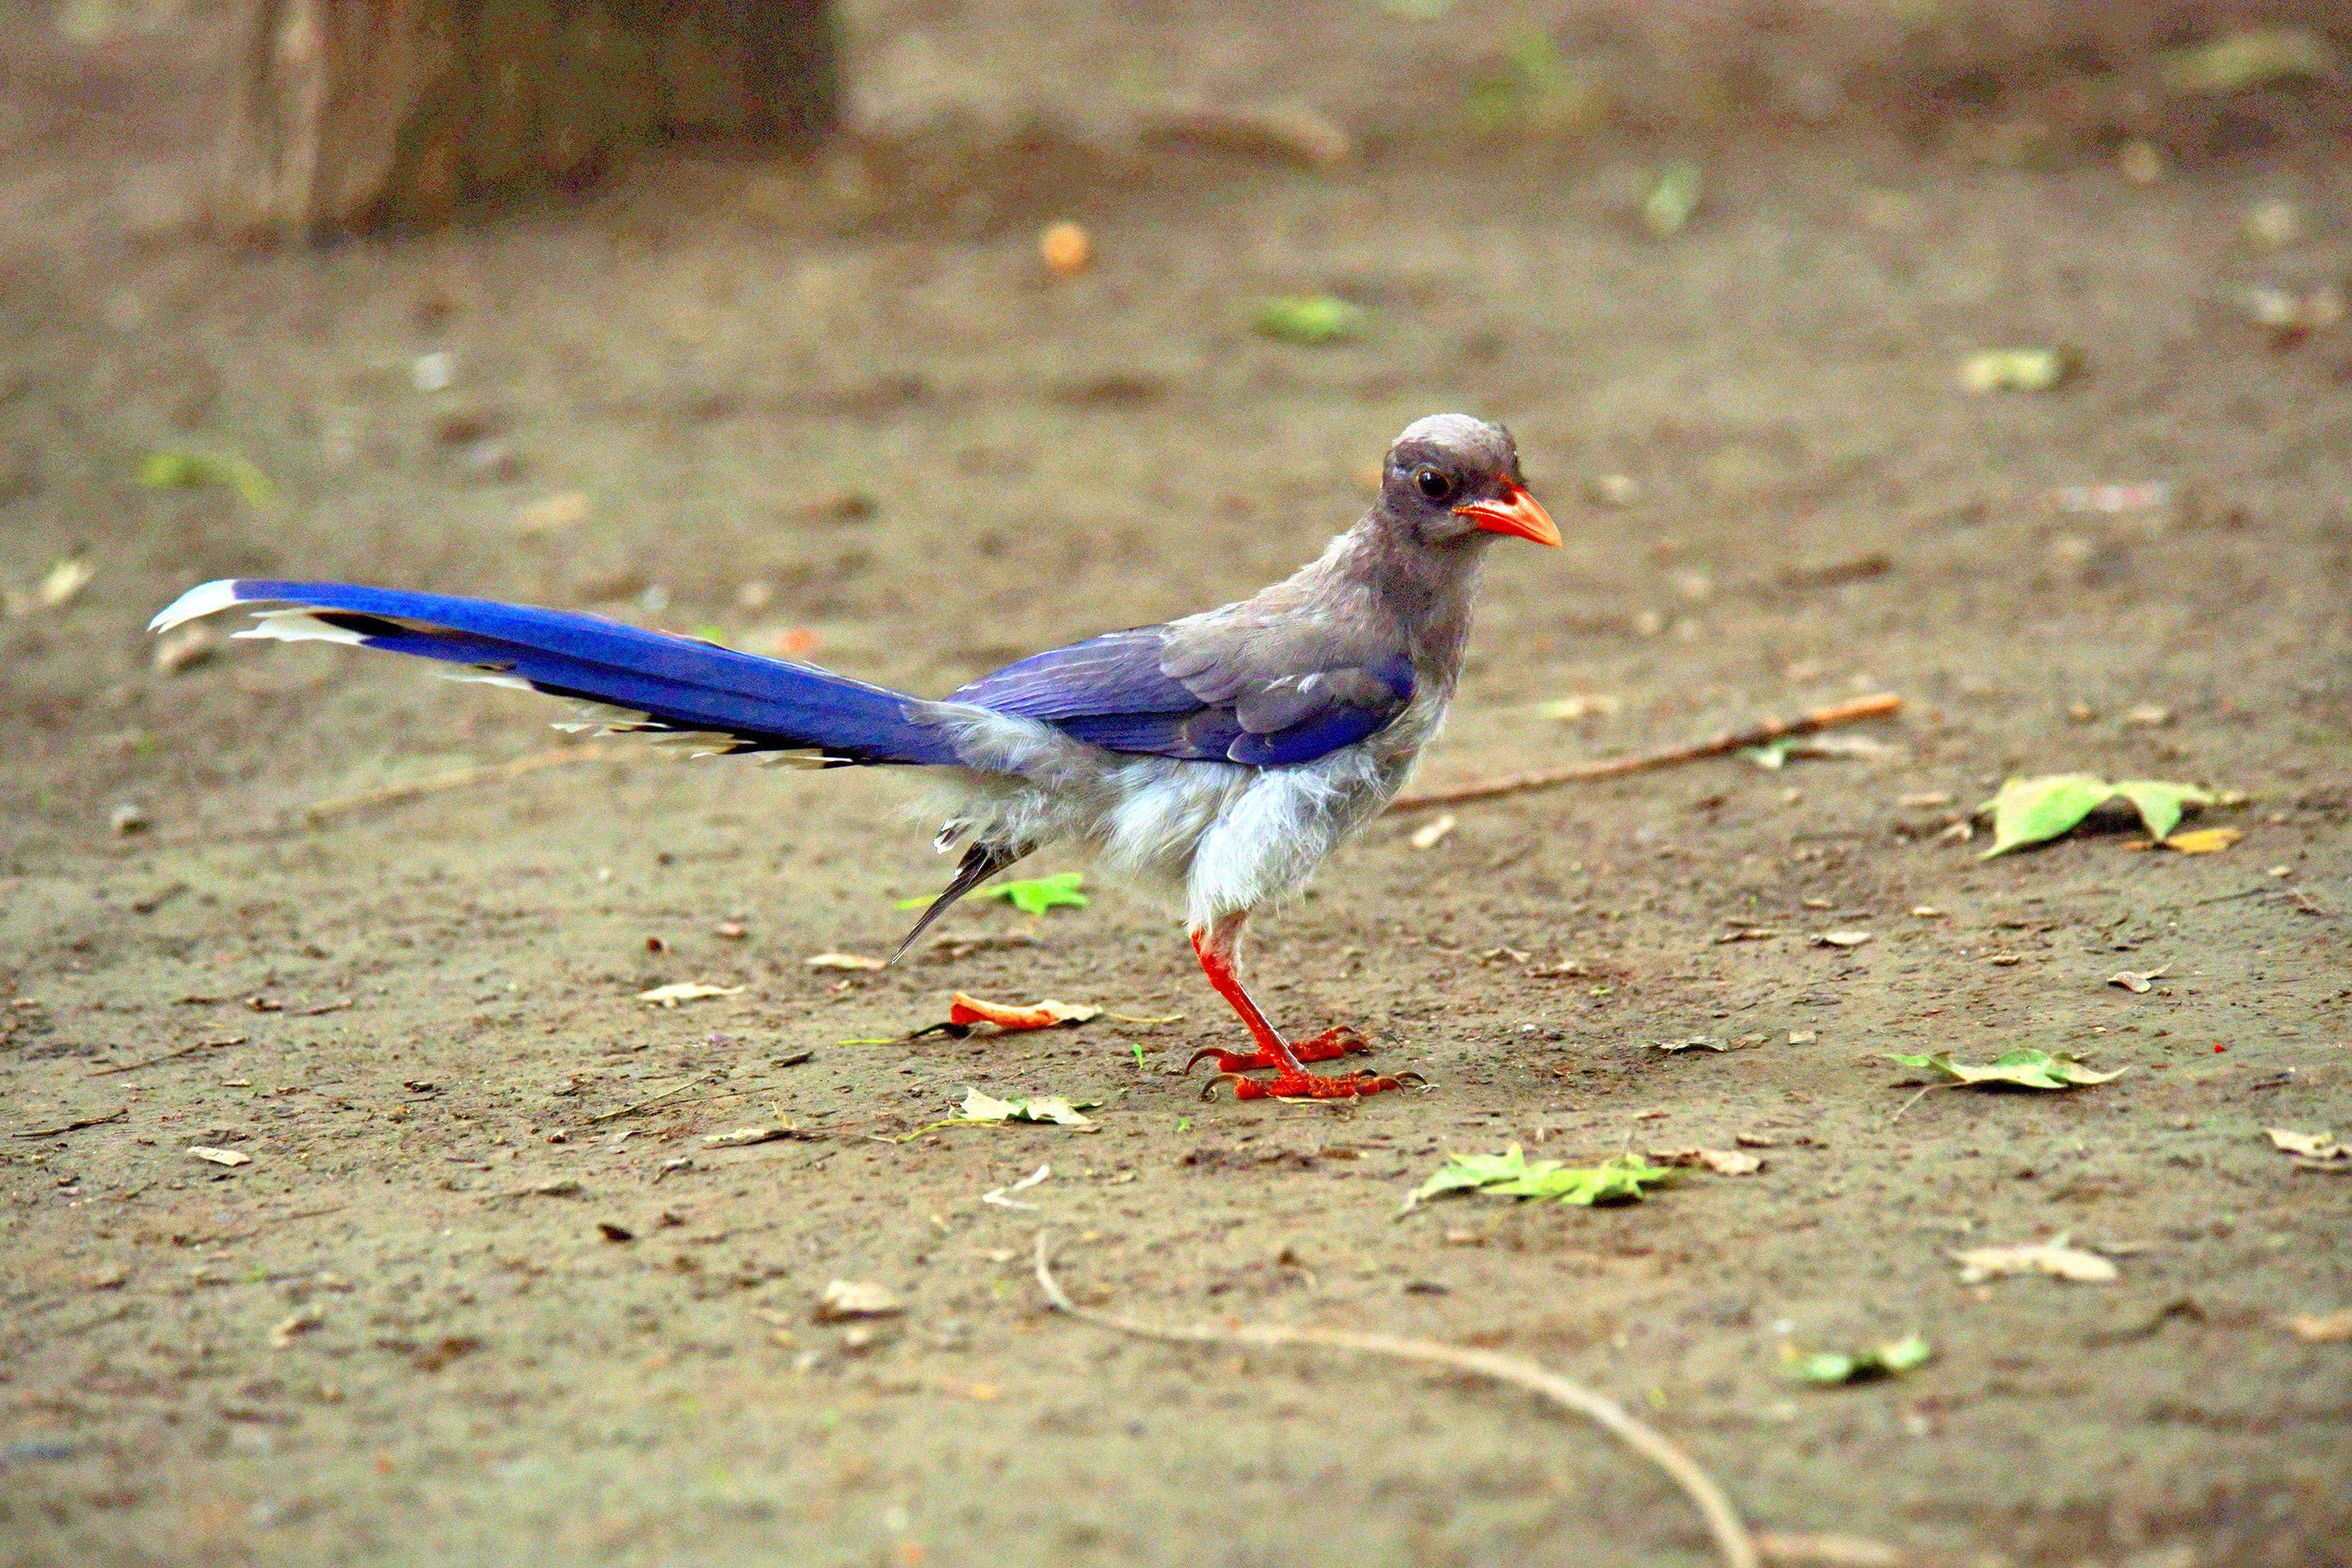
[109,802,149,835]
[1039,220,1093,275]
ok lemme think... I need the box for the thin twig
[89,1035,246,1076]
[1888,1083,1941,1124]
[12,1105,129,1139]
[302,745,622,821]
[1388,693,1902,813]
[1032,1233,1757,1568]
[586,1073,725,1124]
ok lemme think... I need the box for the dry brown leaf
[1651,1146,1765,1176]
[1813,930,1873,949]
[2107,966,2168,993]
[946,993,1100,1033]
[2266,1127,2350,1162]
[636,982,746,1006]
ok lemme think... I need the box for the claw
[1185,1026,1373,1077]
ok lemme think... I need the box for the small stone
[109,802,150,836]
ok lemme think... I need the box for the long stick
[1033,1233,1759,1568]
[1388,692,1900,813]
[302,745,619,821]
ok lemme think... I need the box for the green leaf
[2158,27,2333,93]
[1401,1145,1671,1213]
[1788,1334,1933,1385]
[1640,160,1701,238]
[1979,772,2117,858]
[1884,1047,2125,1091]
[137,448,277,513]
[2111,779,2213,844]
[895,870,1088,915]
[1251,296,1366,346]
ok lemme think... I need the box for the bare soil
[3,5,2348,1566]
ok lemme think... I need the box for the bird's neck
[1326,525,1486,688]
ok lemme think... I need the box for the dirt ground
[3,4,2349,1566]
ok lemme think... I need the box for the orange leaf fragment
[946,993,1101,1033]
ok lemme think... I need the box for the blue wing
[950,627,1413,767]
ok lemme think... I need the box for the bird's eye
[1414,466,1454,502]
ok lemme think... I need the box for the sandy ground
[2,4,2349,1566]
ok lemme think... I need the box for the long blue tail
[151,580,962,766]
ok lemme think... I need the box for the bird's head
[1377,413,1560,551]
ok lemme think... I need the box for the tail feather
[153,580,961,767]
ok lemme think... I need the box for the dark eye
[1414,466,1454,502]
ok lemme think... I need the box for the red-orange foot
[1185,1025,1370,1076]
[1205,1065,1421,1102]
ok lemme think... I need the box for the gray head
[1377,413,1559,551]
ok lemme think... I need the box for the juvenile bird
[152,413,1559,1099]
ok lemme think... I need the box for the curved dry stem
[1033,1232,1759,1568]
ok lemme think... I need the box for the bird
[151,412,1559,1100]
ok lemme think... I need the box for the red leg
[1185,913,1414,1102]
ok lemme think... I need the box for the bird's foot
[1203,1065,1422,1102]
[1184,1025,1369,1076]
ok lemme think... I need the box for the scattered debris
[1639,160,1702,238]
[89,1036,244,1076]
[636,982,746,1007]
[1715,927,1781,944]
[270,1307,323,1347]
[815,1279,903,1321]
[187,1145,251,1167]
[1407,813,1457,851]
[1749,1530,1903,1567]
[151,624,217,675]
[109,802,149,836]
[1813,930,1873,949]
[1138,96,1352,169]
[943,994,1100,1036]
[2158,27,2334,93]
[1653,1036,1732,1054]
[1958,347,2081,394]
[1038,220,1093,274]
[1953,1235,2118,1284]
[2229,281,2342,334]
[1650,1147,1765,1176]
[10,1105,129,1139]
[2051,483,2169,515]
[702,1127,792,1149]
[515,492,590,534]
[2265,1127,2350,1166]
[1539,692,1624,720]
[2150,826,2242,855]
[958,1090,1098,1127]
[596,1221,634,1243]
[2284,1310,2352,1342]
[1740,735,1896,769]
[1976,774,2218,857]
[1251,296,1366,345]
[900,871,1088,917]
[2107,966,2169,993]
[1886,1047,2123,1090]
[1787,1334,1932,1386]
[1401,1145,1673,1213]
[137,447,276,511]
[804,952,886,972]
[982,1163,1054,1209]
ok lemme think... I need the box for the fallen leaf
[2158,27,2333,93]
[899,871,1088,917]
[636,982,746,1007]
[958,1090,1097,1127]
[1407,812,1457,851]
[1813,930,1873,948]
[1886,1047,2123,1090]
[2284,1310,2352,1342]
[270,1307,323,1347]
[1958,347,2082,394]
[815,1279,903,1321]
[1401,1145,1672,1213]
[187,1145,250,1167]
[1715,927,1782,943]
[1978,773,2216,857]
[1787,1334,1933,1385]
[2107,966,2169,993]
[1651,1036,1729,1054]
[37,556,96,610]
[2160,827,2242,855]
[1639,159,1702,238]
[946,993,1099,1033]
[1953,1235,2118,1284]
[2265,1127,2350,1162]
[1538,693,1622,720]
[137,447,277,511]
[1650,1146,1765,1176]
[804,952,886,971]
[1251,295,1366,345]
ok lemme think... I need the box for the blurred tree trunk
[213,0,839,239]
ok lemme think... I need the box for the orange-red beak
[1454,483,1561,547]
